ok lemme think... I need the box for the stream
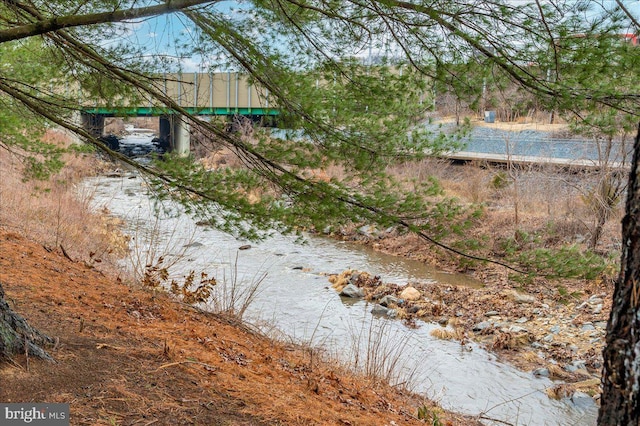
[84,132,599,425]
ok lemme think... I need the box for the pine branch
[0,0,215,43]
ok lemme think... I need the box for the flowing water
[84,133,599,425]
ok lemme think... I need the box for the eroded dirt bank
[0,229,480,425]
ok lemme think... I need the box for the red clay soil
[0,229,479,425]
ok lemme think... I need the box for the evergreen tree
[0,3,639,422]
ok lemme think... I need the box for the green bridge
[80,72,280,155]
[83,107,279,117]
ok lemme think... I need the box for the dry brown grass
[199,146,248,170]
[546,364,575,380]
[0,129,128,267]
[546,378,601,399]
[190,118,623,257]
[384,153,624,255]
[491,331,531,350]
[430,327,465,340]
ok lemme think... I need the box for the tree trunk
[599,122,640,424]
[0,281,54,362]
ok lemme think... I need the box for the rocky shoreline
[328,265,609,404]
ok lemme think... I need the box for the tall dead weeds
[0,129,128,267]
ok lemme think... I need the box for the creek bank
[320,219,613,395]
[327,261,609,404]
[1,229,475,425]
[86,166,601,424]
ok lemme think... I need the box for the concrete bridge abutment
[159,115,190,157]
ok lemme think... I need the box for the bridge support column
[80,113,105,138]
[159,115,190,156]
[159,116,171,151]
[172,115,191,157]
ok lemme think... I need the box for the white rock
[400,286,421,301]
[513,292,536,304]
